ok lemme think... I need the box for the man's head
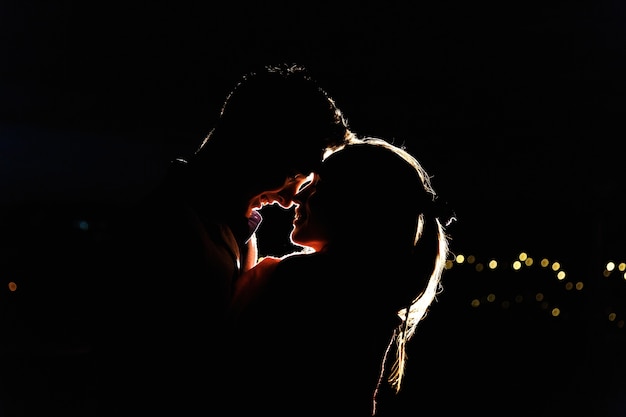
[191,63,354,212]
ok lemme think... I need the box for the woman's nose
[293,182,315,205]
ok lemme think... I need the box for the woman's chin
[291,234,325,253]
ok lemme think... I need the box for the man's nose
[276,184,298,206]
[276,176,309,206]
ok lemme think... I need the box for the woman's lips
[293,209,306,226]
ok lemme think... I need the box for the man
[96,63,354,415]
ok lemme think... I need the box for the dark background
[1,1,625,416]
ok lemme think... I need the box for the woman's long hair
[324,137,455,413]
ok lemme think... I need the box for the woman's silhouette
[225,137,455,416]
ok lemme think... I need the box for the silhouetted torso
[224,251,408,416]
[96,160,249,415]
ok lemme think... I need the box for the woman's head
[291,137,436,254]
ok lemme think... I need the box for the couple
[97,63,454,416]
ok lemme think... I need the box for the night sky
[2,1,625,247]
[2,1,625,202]
[1,2,626,416]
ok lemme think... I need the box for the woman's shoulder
[272,251,331,276]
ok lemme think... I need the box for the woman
[225,137,455,416]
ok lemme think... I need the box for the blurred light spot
[73,219,90,231]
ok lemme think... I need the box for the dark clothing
[223,252,406,416]
[95,159,255,415]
